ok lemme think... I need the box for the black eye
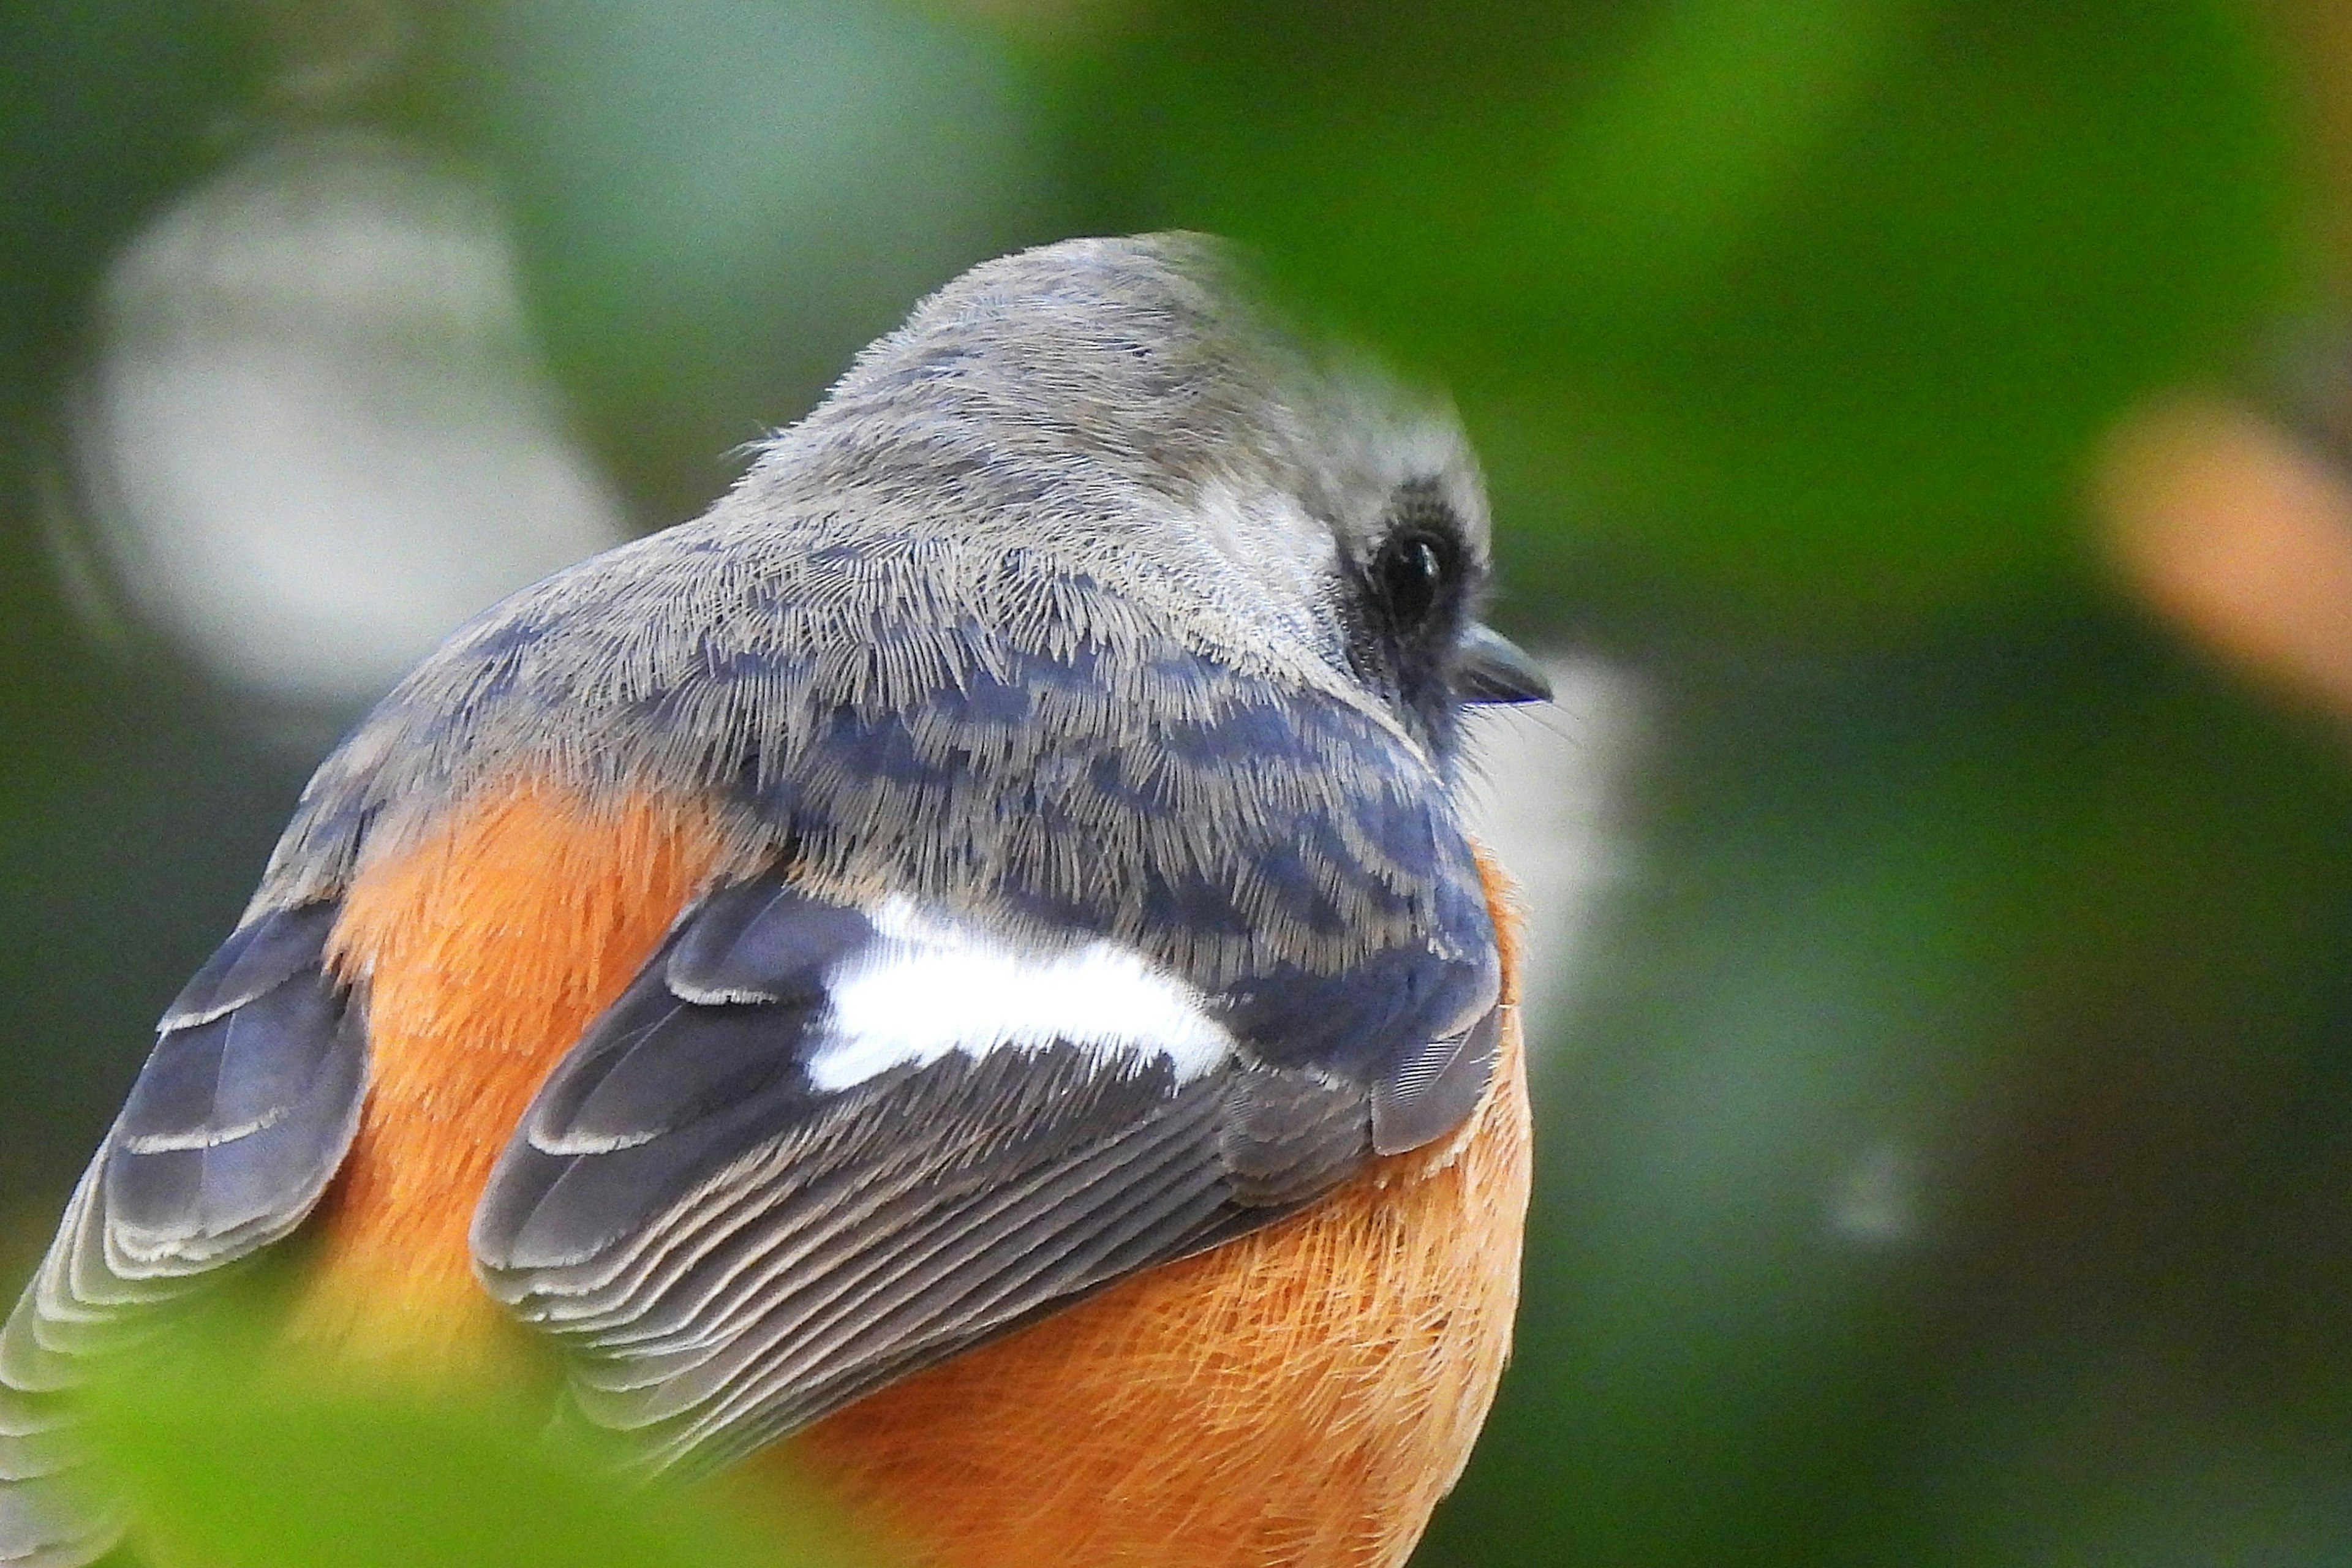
[1373,530,1455,629]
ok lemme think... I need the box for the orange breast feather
[290,782,729,1375]
[286,787,1530,1568]
[779,850,1532,1568]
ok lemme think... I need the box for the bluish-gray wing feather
[473,871,1492,1478]
[0,902,367,1568]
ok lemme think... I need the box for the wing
[473,867,1498,1477]
[0,902,368,1568]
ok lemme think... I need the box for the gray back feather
[254,235,1493,983]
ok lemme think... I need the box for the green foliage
[1048,0,2294,624]
[81,1346,863,1568]
[1415,620,2352,1567]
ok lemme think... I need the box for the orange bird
[0,234,1544,1568]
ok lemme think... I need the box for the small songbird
[0,233,1547,1568]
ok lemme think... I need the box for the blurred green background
[7,0,2352,1562]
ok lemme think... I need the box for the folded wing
[0,902,366,1568]
[473,868,1496,1477]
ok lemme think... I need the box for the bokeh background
[7,0,2352,1562]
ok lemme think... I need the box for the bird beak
[1453,624,1552,706]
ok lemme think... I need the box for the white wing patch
[804,896,1234,1092]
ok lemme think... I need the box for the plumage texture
[287,785,731,1371]
[249,236,1492,985]
[1,232,1539,1568]
[472,854,1488,1476]
[777,852,1532,1568]
[0,903,364,1567]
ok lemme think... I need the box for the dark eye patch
[1339,478,1485,760]
[1372,529,1457,631]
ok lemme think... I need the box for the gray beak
[1453,624,1552,706]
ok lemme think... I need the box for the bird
[0,232,1547,1568]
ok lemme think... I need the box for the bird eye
[1373,530,1455,630]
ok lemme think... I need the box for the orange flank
[288,783,729,1376]
[274,788,1529,1568]
[782,849,1533,1568]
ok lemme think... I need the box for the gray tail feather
[0,1344,126,1568]
[0,1383,123,1568]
